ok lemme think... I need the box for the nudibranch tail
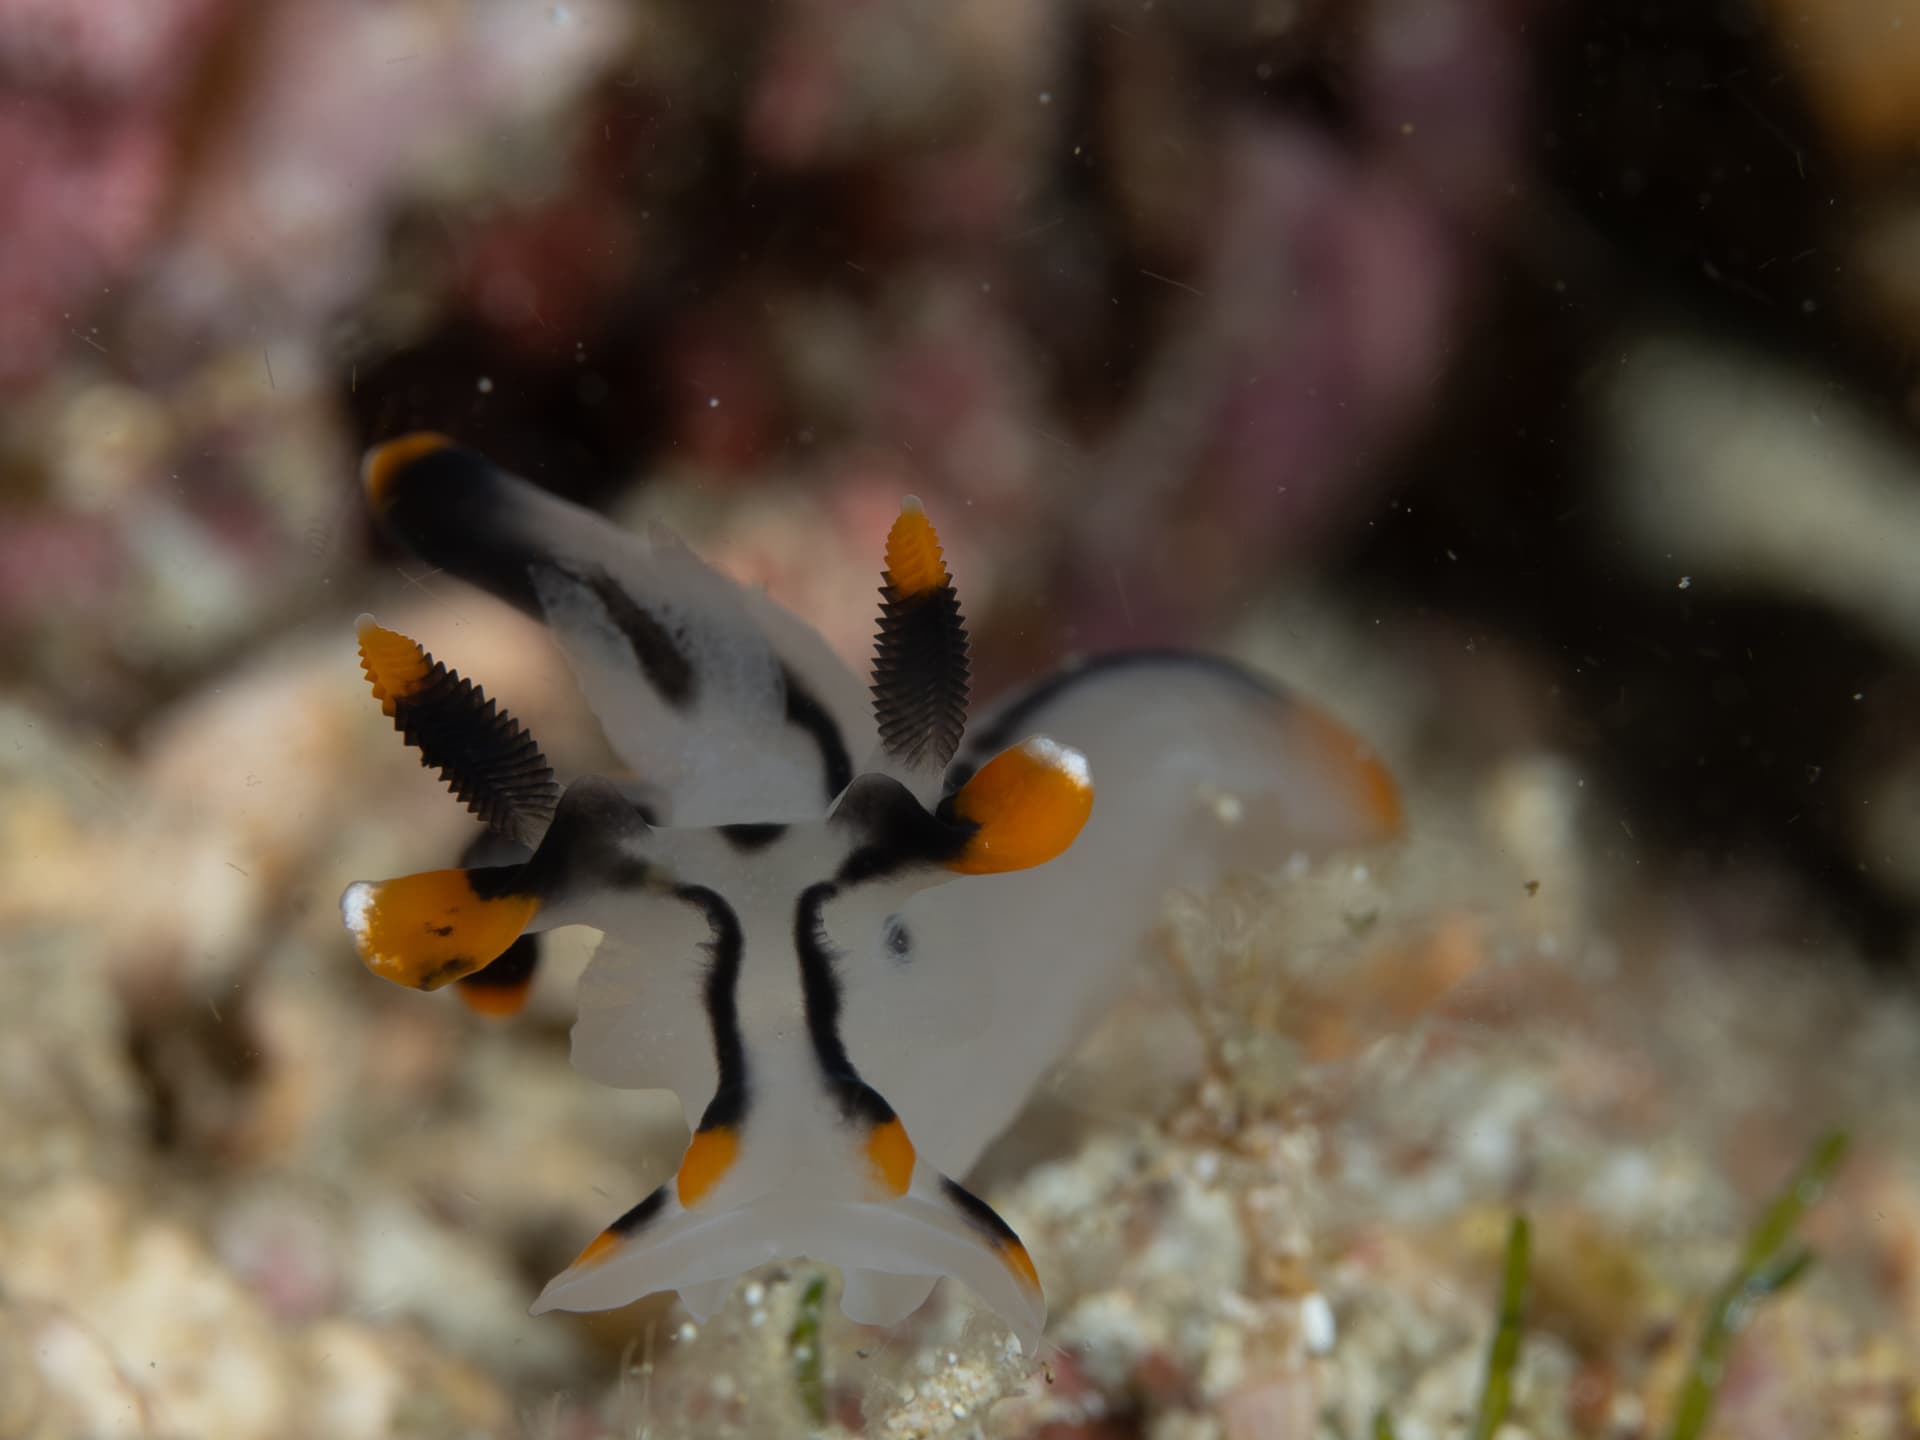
[532,1158,1046,1353]
[870,497,970,783]
[355,614,560,847]
[939,735,1094,874]
[340,866,540,990]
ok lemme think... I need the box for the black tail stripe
[675,884,750,1131]
[790,880,898,1127]
[795,881,853,1081]
[608,1183,672,1236]
[940,1175,1024,1248]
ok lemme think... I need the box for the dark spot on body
[885,916,912,962]
[419,958,471,989]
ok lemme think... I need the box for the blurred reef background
[2,0,1920,1436]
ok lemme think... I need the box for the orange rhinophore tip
[676,1126,740,1208]
[865,1116,917,1198]
[362,432,453,507]
[1296,703,1404,841]
[356,614,431,718]
[884,497,950,598]
[946,736,1094,874]
[340,869,539,990]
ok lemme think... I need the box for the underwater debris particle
[1300,1291,1336,1354]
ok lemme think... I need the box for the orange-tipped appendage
[676,1127,740,1208]
[570,1228,624,1270]
[340,869,538,990]
[884,498,949,598]
[356,615,431,718]
[1296,703,1404,841]
[362,432,452,508]
[1000,1238,1041,1295]
[946,736,1094,874]
[865,1116,917,1198]
[456,977,535,1019]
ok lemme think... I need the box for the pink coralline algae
[0,0,228,390]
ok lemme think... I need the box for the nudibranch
[339,435,1402,1352]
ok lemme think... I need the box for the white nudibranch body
[338,435,1403,1352]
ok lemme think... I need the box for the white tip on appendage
[900,495,924,515]
[1024,736,1091,787]
[340,881,374,941]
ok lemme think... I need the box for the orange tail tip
[340,869,539,990]
[998,1236,1041,1296]
[569,1227,625,1271]
[675,1126,741,1208]
[355,615,432,717]
[865,1116,917,1198]
[884,497,951,598]
[945,736,1093,874]
[362,432,453,508]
